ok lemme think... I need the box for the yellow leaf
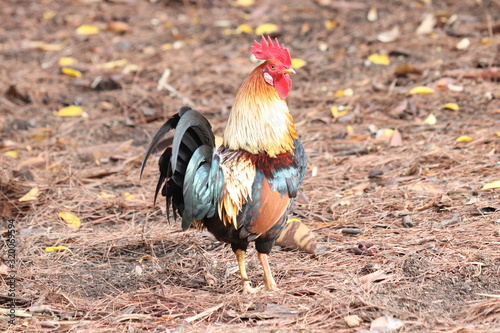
[43,11,56,20]
[75,24,100,35]
[324,19,338,30]
[58,211,81,230]
[331,105,349,118]
[123,192,134,199]
[19,187,42,202]
[481,181,500,190]
[291,58,307,69]
[45,246,71,253]
[4,150,18,158]
[255,23,278,35]
[335,88,353,98]
[234,0,254,6]
[367,53,390,65]
[481,37,500,45]
[346,125,355,135]
[31,41,66,51]
[237,24,254,34]
[55,105,83,117]
[123,64,139,74]
[58,57,78,66]
[496,132,500,137]
[375,128,394,140]
[422,113,437,125]
[443,103,459,111]
[456,135,473,142]
[98,192,116,199]
[61,67,82,77]
[98,59,128,69]
[409,86,435,94]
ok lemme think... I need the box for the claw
[235,249,279,293]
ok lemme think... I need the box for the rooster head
[251,35,295,100]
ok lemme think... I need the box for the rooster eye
[270,65,276,70]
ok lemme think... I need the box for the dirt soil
[1,0,500,332]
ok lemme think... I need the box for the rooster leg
[235,249,258,294]
[258,253,278,291]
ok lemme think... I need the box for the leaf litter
[0,0,499,332]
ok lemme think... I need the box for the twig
[157,69,195,107]
[184,302,224,323]
[0,308,32,318]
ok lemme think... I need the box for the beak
[284,68,296,74]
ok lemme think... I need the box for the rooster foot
[242,281,278,294]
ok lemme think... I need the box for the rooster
[141,36,307,293]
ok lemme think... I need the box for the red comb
[250,35,291,67]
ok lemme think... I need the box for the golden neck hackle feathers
[223,63,298,158]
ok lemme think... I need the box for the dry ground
[1,0,500,332]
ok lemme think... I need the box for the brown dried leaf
[389,129,403,147]
[107,21,129,34]
[358,270,392,283]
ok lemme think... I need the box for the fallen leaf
[375,128,394,140]
[324,19,338,30]
[456,37,470,50]
[43,11,56,20]
[456,135,473,142]
[58,57,78,66]
[377,26,400,43]
[19,187,42,202]
[75,24,100,35]
[394,63,422,76]
[55,105,83,117]
[422,113,437,125]
[45,246,72,253]
[255,23,278,35]
[443,102,459,111]
[58,211,81,230]
[237,24,254,34]
[234,0,254,6]
[98,191,116,199]
[0,260,10,275]
[334,88,353,97]
[28,41,67,51]
[97,59,128,69]
[358,270,391,283]
[367,6,378,22]
[367,53,390,65]
[409,86,435,94]
[346,125,355,135]
[389,128,403,147]
[481,37,500,45]
[291,58,307,69]
[61,67,82,77]
[331,105,350,118]
[344,315,362,327]
[107,21,129,34]
[416,13,436,35]
[123,192,134,199]
[481,181,500,190]
[4,150,18,158]
[370,315,404,331]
